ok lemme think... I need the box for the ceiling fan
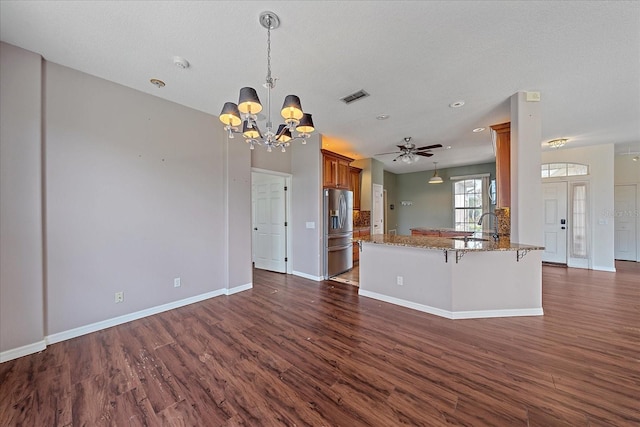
[375,137,443,163]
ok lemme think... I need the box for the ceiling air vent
[340,89,370,104]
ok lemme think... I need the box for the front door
[542,181,568,264]
[614,184,637,261]
[372,184,384,235]
[252,174,286,273]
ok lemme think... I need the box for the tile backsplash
[354,210,370,227]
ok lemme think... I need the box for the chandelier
[219,11,315,152]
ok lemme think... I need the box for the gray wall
[291,134,323,279]
[352,157,384,212]
[251,145,292,174]
[395,162,496,235]
[1,42,252,358]
[0,43,45,355]
[384,171,398,232]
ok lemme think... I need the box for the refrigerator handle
[339,192,347,229]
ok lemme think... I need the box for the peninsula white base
[358,242,543,319]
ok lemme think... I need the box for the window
[453,176,489,232]
[570,182,588,258]
[541,162,588,178]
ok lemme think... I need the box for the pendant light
[429,162,443,184]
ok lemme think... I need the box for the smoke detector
[173,56,190,69]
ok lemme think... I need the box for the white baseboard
[226,282,252,295]
[292,270,324,281]
[0,340,47,363]
[451,308,544,319]
[46,288,227,345]
[4,285,254,362]
[358,289,454,319]
[358,289,544,320]
[592,265,616,272]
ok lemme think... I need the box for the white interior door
[614,184,637,261]
[252,174,286,273]
[372,183,384,235]
[542,182,568,264]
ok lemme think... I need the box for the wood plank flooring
[1,262,639,426]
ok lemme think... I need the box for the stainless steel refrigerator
[323,188,353,278]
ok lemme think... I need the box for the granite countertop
[410,227,458,232]
[354,233,544,252]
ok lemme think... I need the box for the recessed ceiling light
[376,114,390,120]
[472,127,485,133]
[446,146,452,150]
[449,100,465,108]
[150,78,165,88]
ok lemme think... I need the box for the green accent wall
[394,162,496,235]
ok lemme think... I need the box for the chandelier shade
[296,113,315,134]
[219,102,242,128]
[276,124,292,142]
[219,11,315,152]
[238,87,263,115]
[242,120,261,139]
[281,95,303,121]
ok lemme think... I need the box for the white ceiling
[1,1,639,173]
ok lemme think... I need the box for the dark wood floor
[1,262,639,426]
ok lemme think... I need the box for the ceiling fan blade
[375,151,402,156]
[416,152,434,157]
[396,145,409,150]
[416,144,443,151]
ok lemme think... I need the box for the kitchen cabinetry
[353,227,370,263]
[490,122,510,208]
[350,166,362,210]
[322,149,353,189]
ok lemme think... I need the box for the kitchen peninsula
[355,234,544,319]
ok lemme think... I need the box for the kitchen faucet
[478,212,499,240]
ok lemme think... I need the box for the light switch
[306,222,315,229]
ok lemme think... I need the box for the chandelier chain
[266,15,273,88]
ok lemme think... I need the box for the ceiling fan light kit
[218,11,314,152]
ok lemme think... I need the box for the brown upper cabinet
[350,166,362,210]
[322,149,353,189]
[490,122,510,208]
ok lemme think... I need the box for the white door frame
[251,168,293,274]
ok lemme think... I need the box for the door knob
[254,227,258,230]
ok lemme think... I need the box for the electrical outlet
[396,276,404,286]
[174,277,181,288]
[115,291,124,303]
